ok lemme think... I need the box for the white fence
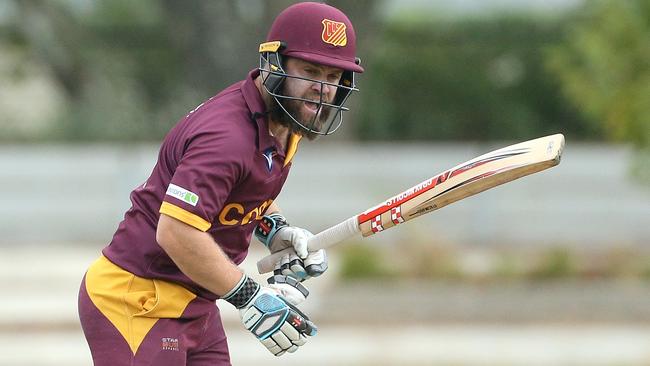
[1,141,648,247]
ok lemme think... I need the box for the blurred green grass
[338,241,650,282]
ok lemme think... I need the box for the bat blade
[257,134,564,274]
[357,133,564,236]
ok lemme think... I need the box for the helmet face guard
[258,41,360,136]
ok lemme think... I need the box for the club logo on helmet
[321,19,347,47]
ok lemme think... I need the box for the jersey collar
[242,69,301,167]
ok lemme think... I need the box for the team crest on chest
[262,148,276,171]
[321,19,347,47]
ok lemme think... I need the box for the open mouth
[304,101,319,113]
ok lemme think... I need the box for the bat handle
[256,216,360,274]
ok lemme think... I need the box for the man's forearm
[156,214,243,296]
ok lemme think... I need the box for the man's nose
[311,81,332,99]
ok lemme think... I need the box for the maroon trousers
[78,257,231,365]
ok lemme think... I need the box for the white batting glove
[222,274,317,356]
[255,213,328,280]
[267,274,310,306]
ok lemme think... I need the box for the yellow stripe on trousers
[85,256,197,354]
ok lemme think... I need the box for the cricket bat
[257,133,565,274]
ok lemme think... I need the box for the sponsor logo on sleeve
[166,184,199,206]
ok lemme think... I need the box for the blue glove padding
[241,287,317,356]
[223,274,317,356]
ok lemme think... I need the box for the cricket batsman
[77,2,363,365]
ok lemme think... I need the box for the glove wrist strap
[222,274,260,309]
[255,213,289,248]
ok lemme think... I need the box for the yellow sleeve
[159,202,212,231]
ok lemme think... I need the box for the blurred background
[1,0,649,365]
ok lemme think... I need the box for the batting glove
[222,274,317,356]
[255,213,328,280]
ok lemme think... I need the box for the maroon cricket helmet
[258,2,362,137]
[266,2,364,73]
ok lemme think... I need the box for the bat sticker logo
[391,206,405,225]
[413,205,437,216]
[370,215,384,233]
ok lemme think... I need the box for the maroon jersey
[103,69,300,300]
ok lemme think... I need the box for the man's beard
[268,88,333,141]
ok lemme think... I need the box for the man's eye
[329,74,342,82]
